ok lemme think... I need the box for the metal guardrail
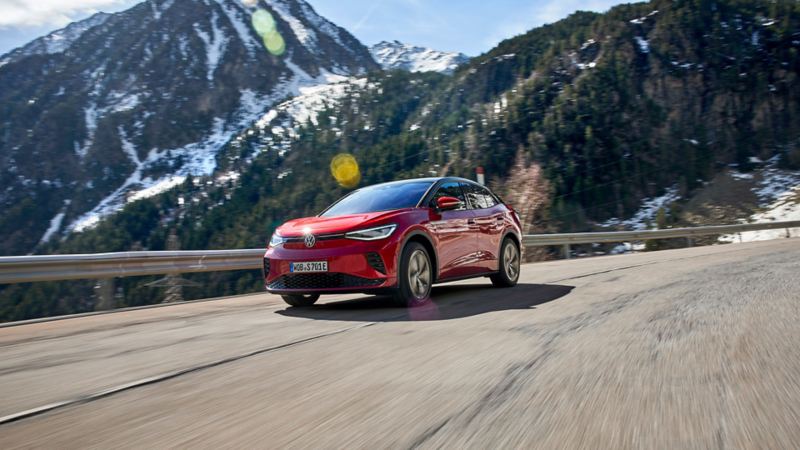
[0,249,264,284]
[520,220,800,246]
[0,220,798,285]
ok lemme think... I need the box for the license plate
[290,261,328,273]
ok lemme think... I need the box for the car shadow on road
[275,283,574,322]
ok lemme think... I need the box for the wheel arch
[501,230,522,256]
[399,230,439,282]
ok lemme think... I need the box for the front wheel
[393,242,432,307]
[281,293,320,307]
[491,238,520,287]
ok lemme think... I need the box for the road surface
[1,239,799,448]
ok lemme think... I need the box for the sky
[0,0,629,56]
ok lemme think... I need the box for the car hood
[276,209,412,236]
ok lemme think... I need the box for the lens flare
[251,9,276,36]
[330,154,361,188]
[263,30,286,56]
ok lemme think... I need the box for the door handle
[467,219,476,225]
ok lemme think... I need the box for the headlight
[345,224,397,241]
[269,233,287,247]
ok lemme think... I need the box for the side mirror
[436,196,462,211]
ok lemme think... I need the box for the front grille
[262,258,270,277]
[268,273,383,290]
[283,233,345,243]
[366,252,386,274]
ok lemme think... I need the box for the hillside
[1,0,800,321]
[0,0,378,255]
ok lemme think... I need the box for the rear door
[426,181,482,280]
[461,182,504,272]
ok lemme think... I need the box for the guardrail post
[562,244,571,259]
[787,228,791,238]
[686,237,694,247]
[94,278,115,311]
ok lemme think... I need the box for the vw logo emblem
[303,234,316,248]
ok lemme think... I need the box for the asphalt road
[1,239,799,449]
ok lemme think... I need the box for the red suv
[263,177,522,307]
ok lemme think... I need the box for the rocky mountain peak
[370,40,469,74]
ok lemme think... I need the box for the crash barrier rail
[1,220,799,284]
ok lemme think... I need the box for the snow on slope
[719,158,800,243]
[68,60,353,232]
[600,186,681,230]
[370,40,469,74]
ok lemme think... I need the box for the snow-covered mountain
[370,40,468,74]
[0,0,379,254]
[0,12,111,67]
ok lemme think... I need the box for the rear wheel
[393,242,432,307]
[491,238,520,287]
[281,293,320,307]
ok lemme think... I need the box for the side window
[462,183,497,209]
[430,182,466,211]
[481,186,498,208]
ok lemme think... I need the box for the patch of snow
[194,10,229,81]
[409,123,421,132]
[265,0,318,51]
[128,176,186,202]
[634,36,650,53]
[601,186,680,230]
[39,212,66,244]
[753,158,800,202]
[76,102,99,158]
[216,170,241,184]
[580,39,596,50]
[670,61,698,69]
[629,12,658,25]
[215,0,261,52]
[107,92,140,113]
[731,171,754,181]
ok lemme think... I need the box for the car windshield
[321,181,433,217]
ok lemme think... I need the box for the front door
[425,181,481,280]
[461,182,504,272]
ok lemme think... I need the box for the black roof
[366,176,481,188]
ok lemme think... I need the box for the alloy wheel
[504,242,519,281]
[408,249,431,299]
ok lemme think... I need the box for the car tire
[491,238,520,288]
[281,293,320,307]
[393,242,433,307]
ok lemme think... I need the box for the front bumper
[263,238,399,294]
